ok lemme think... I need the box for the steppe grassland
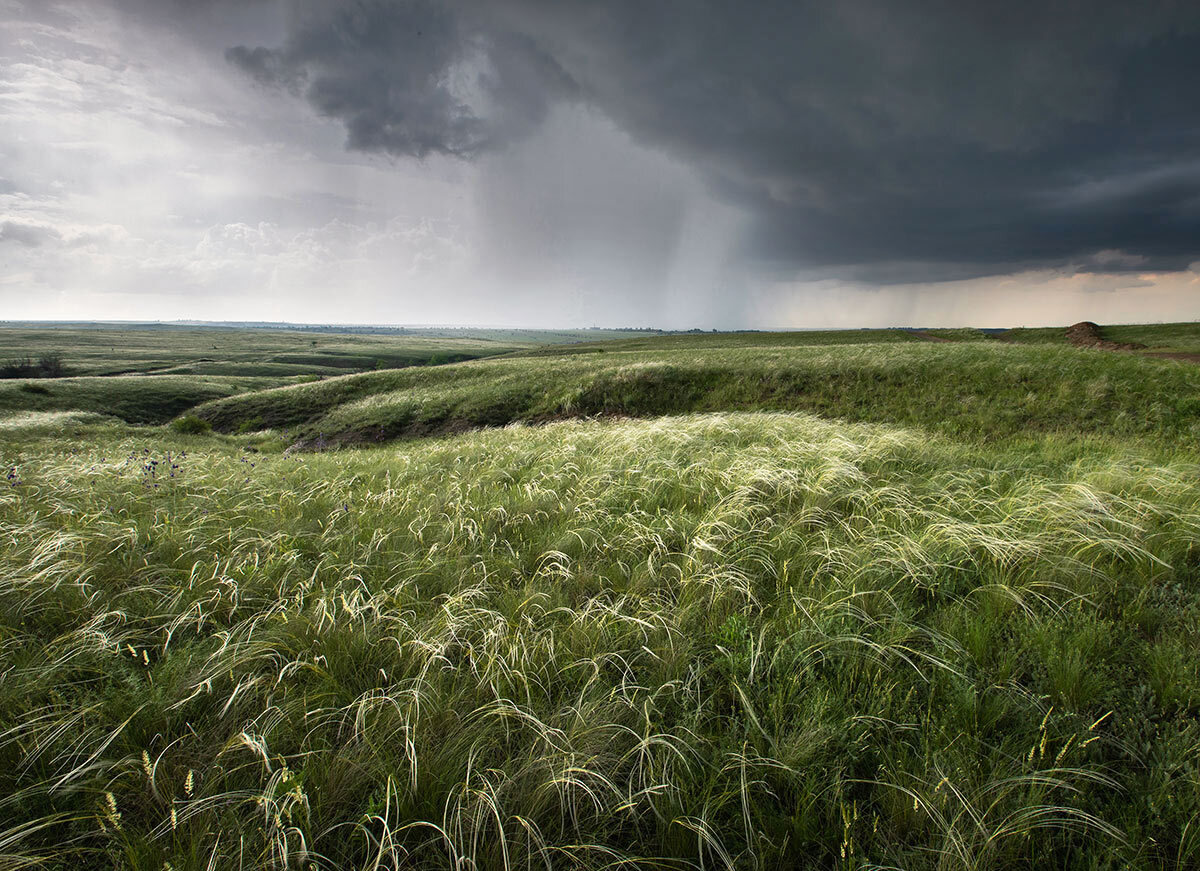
[2,406,1200,869]
[1002,323,1200,353]
[511,329,926,354]
[0,327,540,424]
[0,374,297,424]
[3,326,1200,869]
[0,326,538,377]
[194,341,1200,446]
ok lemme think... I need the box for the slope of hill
[0,375,293,424]
[193,341,1200,446]
[1003,321,1200,353]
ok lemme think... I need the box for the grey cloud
[220,0,1200,281]
[225,45,303,90]
[226,0,575,158]
[0,221,61,247]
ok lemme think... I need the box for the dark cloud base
[133,0,1200,280]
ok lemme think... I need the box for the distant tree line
[1,352,66,378]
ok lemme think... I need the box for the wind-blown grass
[1002,322,1200,353]
[0,375,294,424]
[1,413,1198,869]
[193,342,1200,446]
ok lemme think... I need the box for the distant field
[997,326,1070,344]
[1003,321,1200,352]
[914,327,993,341]
[516,328,926,355]
[2,321,666,343]
[0,325,538,378]
[194,341,1200,446]
[1103,322,1200,352]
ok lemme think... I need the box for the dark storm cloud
[225,0,575,158]
[216,1,1200,276]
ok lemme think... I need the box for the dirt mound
[1066,321,1146,351]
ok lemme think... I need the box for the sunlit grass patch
[0,410,116,431]
[193,342,1200,448]
[1,413,1198,868]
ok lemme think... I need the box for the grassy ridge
[916,327,993,341]
[1,413,1198,868]
[1002,322,1200,352]
[0,375,294,424]
[1103,322,1200,353]
[514,328,925,355]
[193,343,1200,445]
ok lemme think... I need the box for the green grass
[0,326,537,378]
[391,327,668,343]
[1101,323,1200,353]
[515,328,925,355]
[1,412,1198,869]
[0,375,294,424]
[1000,327,1071,344]
[193,342,1200,447]
[916,327,994,341]
[1001,322,1200,353]
[3,328,1200,869]
[152,362,355,378]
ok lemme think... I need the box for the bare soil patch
[1066,321,1146,351]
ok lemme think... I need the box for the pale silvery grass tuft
[0,412,1198,868]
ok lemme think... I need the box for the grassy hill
[1003,322,1200,352]
[0,374,293,424]
[193,341,1200,446]
[0,324,576,424]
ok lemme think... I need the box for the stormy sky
[2,0,1198,328]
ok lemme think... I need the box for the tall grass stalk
[1,413,1198,868]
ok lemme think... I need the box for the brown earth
[1065,321,1147,352]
